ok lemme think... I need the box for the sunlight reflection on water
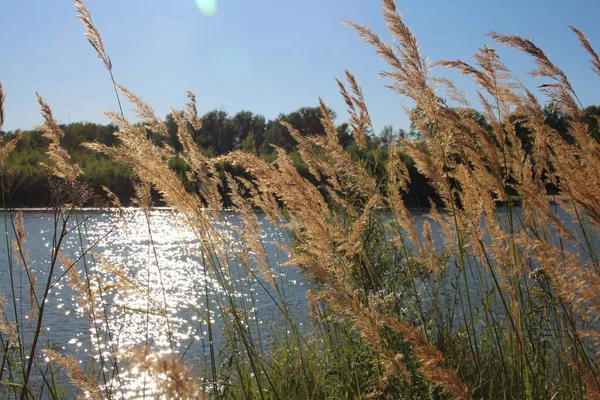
[0,209,307,398]
[5,206,587,397]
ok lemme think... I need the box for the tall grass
[1,0,600,398]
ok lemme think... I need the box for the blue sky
[1,0,599,133]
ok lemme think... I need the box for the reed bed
[1,0,600,398]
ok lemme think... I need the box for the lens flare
[195,0,218,16]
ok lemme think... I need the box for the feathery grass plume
[58,253,96,314]
[488,31,581,117]
[233,174,284,224]
[344,71,374,132]
[0,294,18,346]
[346,0,441,121]
[426,198,455,251]
[354,305,410,380]
[184,91,202,131]
[386,139,420,247]
[280,110,357,215]
[338,194,381,259]
[0,134,20,169]
[133,182,152,215]
[44,348,103,400]
[103,110,129,131]
[74,0,111,71]
[91,251,168,318]
[86,113,233,284]
[115,84,169,138]
[272,146,330,218]
[27,274,37,322]
[336,71,372,149]
[0,83,21,166]
[171,108,222,214]
[224,148,333,226]
[279,120,340,189]
[309,99,378,200]
[127,349,204,400]
[86,122,204,221]
[570,26,600,78]
[385,317,471,400]
[101,185,128,228]
[75,0,125,120]
[13,211,24,245]
[35,93,83,181]
[435,77,469,106]
[521,235,600,323]
[280,118,350,216]
[437,48,516,106]
[226,173,278,288]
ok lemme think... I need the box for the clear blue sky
[1,0,600,133]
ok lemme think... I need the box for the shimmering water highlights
[0,209,307,398]
[1,205,589,398]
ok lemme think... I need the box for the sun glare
[195,0,218,16]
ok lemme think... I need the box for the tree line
[0,104,598,208]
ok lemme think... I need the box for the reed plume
[44,349,103,400]
[4,0,599,398]
[570,26,600,78]
[36,93,83,181]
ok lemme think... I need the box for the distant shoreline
[0,195,571,213]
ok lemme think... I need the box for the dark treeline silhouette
[1,104,599,208]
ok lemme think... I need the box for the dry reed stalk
[11,212,38,321]
[570,26,600,78]
[226,173,278,288]
[87,112,224,252]
[384,317,471,400]
[279,120,339,189]
[336,70,372,149]
[101,185,128,231]
[338,194,381,259]
[0,81,5,129]
[355,306,410,380]
[58,253,98,315]
[315,283,470,398]
[567,357,600,400]
[91,252,168,318]
[115,84,169,138]
[103,110,129,131]
[0,135,20,169]
[43,348,103,400]
[171,108,222,214]
[184,91,202,131]
[298,99,378,201]
[233,175,284,224]
[36,93,83,181]
[133,182,152,215]
[489,32,579,113]
[386,140,421,248]
[101,186,122,210]
[126,348,205,399]
[74,0,111,72]
[0,295,18,346]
